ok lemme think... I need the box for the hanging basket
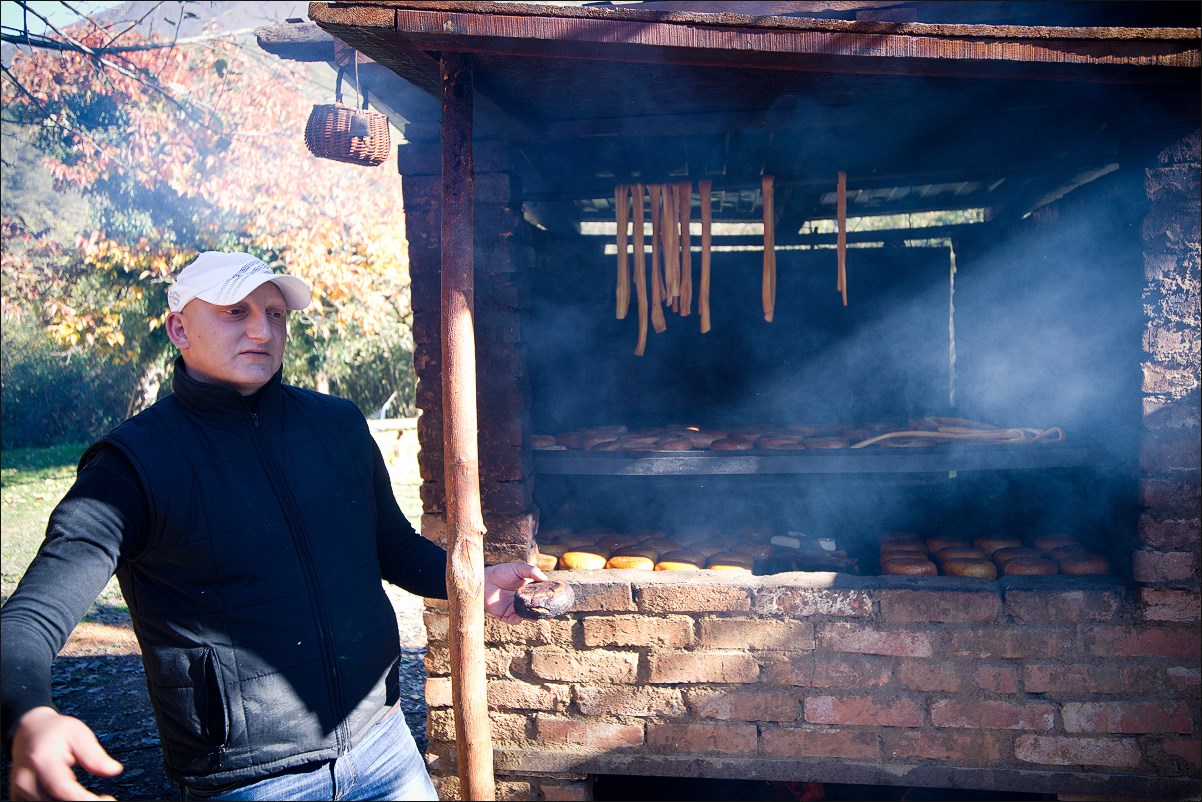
[304,69,391,167]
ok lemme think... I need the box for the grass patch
[1,442,87,603]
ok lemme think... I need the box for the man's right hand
[9,706,123,801]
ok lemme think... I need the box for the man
[1,252,545,801]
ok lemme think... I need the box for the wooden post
[440,51,495,801]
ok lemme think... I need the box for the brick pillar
[401,146,537,565]
[1136,128,1201,626]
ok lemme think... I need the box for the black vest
[83,361,401,791]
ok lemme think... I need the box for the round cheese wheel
[654,549,704,570]
[991,546,1043,565]
[1057,553,1110,575]
[1001,557,1058,576]
[935,546,989,562]
[880,541,929,555]
[706,552,754,569]
[710,437,755,451]
[559,550,608,570]
[973,536,1023,555]
[605,553,655,570]
[1034,534,1081,554]
[925,536,970,554]
[941,558,998,579]
[880,556,939,576]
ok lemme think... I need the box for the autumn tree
[1,9,412,441]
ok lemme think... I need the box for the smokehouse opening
[526,167,1144,582]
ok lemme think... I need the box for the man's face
[166,282,289,395]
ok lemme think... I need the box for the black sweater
[1,362,447,786]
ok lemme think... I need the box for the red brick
[1137,515,1201,550]
[486,680,570,712]
[647,652,760,684]
[574,686,684,717]
[1003,590,1121,622]
[945,626,1076,659]
[566,579,637,612]
[1086,625,1201,660]
[931,699,1055,731]
[487,646,531,678]
[496,780,535,801]
[582,615,695,648]
[535,717,643,750]
[760,726,880,760]
[804,694,924,728]
[536,779,591,798]
[818,623,934,657]
[879,590,1000,623]
[761,653,889,688]
[975,663,1021,694]
[897,660,967,693]
[1138,477,1201,517]
[1062,701,1193,734]
[536,780,591,802]
[485,615,573,646]
[529,647,638,683]
[1023,663,1162,696]
[754,587,873,617]
[1167,665,1201,691]
[1139,431,1202,471]
[1139,588,1201,622]
[1133,550,1198,583]
[1014,735,1141,768]
[697,617,813,650]
[886,729,1007,764]
[646,722,758,756]
[687,687,800,722]
[490,711,533,744]
[1162,738,1202,770]
[636,582,752,613]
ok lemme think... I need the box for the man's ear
[166,312,189,350]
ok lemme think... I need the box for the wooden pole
[440,51,495,801]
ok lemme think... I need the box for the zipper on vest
[243,404,352,752]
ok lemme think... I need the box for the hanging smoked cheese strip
[647,184,668,334]
[662,182,680,311]
[837,170,848,307]
[699,179,713,333]
[762,174,776,322]
[678,180,693,318]
[631,183,649,355]
[615,184,631,319]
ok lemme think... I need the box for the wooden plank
[383,9,1199,70]
[439,51,496,802]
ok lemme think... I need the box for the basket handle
[334,66,373,111]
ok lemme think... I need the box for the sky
[0,1,123,35]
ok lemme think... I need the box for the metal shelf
[533,441,1104,477]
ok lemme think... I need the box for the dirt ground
[0,589,429,801]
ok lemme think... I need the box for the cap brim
[194,273,312,311]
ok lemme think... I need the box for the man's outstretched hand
[483,562,548,624]
[9,706,122,801]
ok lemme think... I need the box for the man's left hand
[483,562,548,624]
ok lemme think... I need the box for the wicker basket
[304,70,391,167]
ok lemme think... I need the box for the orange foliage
[2,22,409,353]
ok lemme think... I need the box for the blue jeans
[179,707,437,800]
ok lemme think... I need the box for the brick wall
[422,572,1199,800]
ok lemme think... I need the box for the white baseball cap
[167,252,312,313]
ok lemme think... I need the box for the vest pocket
[145,645,232,768]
